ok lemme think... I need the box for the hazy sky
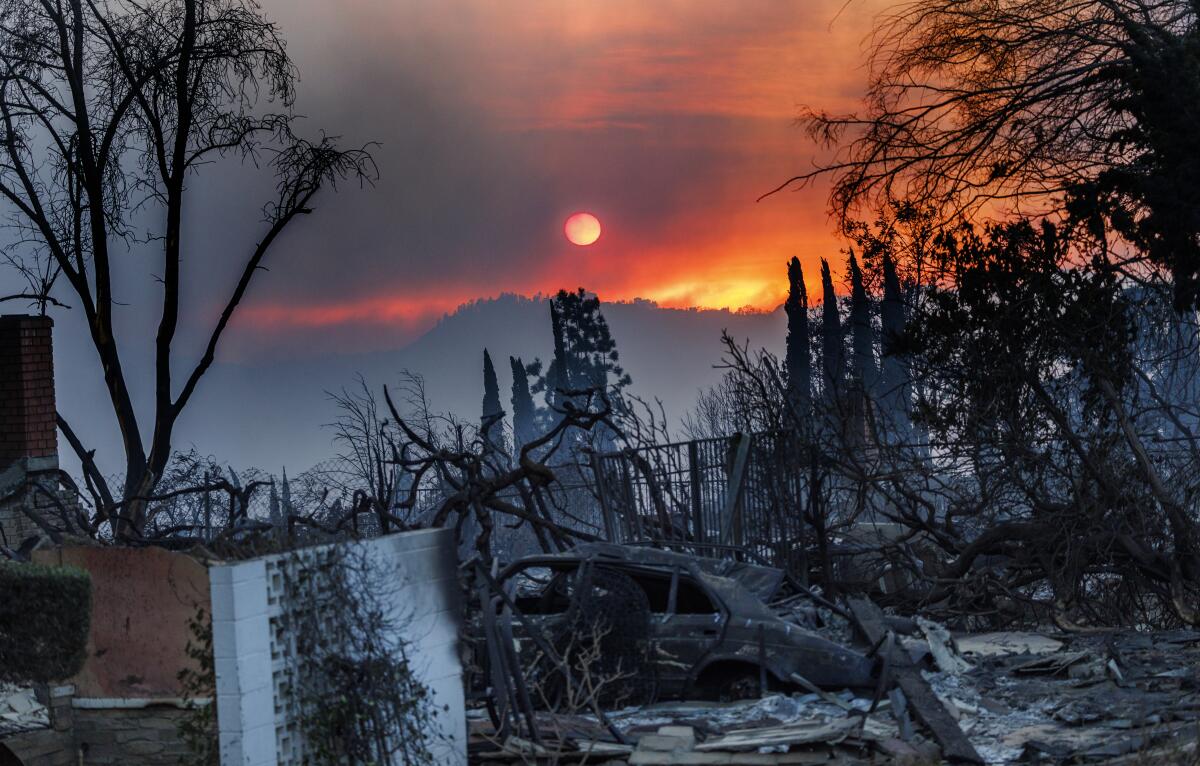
[0,0,888,473]
[204,0,882,357]
[0,0,885,362]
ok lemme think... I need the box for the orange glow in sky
[230,0,887,353]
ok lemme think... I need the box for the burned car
[466,543,876,704]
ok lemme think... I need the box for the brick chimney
[0,314,58,476]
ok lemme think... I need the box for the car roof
[502,542,786,603]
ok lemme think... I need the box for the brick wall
[0,315,57,471]
[0,314,61,548]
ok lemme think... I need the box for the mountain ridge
[62,293,789,476]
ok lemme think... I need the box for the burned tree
[385,382,619,560]
[780,0,1200,308]
[894,220,1200,626]
[0,0,375,537]
[784,257,812,427]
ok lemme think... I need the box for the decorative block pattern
[208,529,464,766]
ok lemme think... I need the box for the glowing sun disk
[565,212,601,246]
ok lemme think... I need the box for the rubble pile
[930,629,1200,763]
[470,627,1200,764]
[0,685,49,738]
[466,545,1200,765]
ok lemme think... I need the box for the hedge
[0,561,92,684]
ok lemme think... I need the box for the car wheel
[694,664,767,702]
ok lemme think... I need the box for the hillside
[56,292,787,475]
[160,294,787,473]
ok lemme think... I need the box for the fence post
[590,453,619,543]
[620,461,642,541]
[719,432,752,546]
[203,486,212,542]
[688,441,704,545]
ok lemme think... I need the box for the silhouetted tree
[820,260,844,407]
[0,0,375,536]
[846,254,875,446]
[879,251,911,438]
[545,301,572,413]
[783,0,1200,308]
[842,201,936,440]
[848,254,876,392]
[784,257,812,426]
[481,349,503,450]
[536,289,630,409]
[509,356,537,459]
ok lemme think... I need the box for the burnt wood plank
[847,596,983,764]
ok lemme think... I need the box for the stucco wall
[32,546,210,700]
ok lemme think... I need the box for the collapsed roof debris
[0,685,49,738]
[467,544,1200,765]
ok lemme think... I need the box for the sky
[196,0,885,359]
[0,0,891,473]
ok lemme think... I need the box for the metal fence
[591,431,810,570]
[91,434,821,573]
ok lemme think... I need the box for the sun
[564,212,601,246]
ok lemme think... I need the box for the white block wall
[209,528,465,765]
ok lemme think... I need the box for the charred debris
[9,279,1200,764]
[465,541,1200,765]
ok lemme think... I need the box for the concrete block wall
[0,483,59,547]
[209,559,275,765]
[209,528,465,766]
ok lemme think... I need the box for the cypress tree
[849,254,877,392]
[784,257,812,424]
[510,355,536,457]
[481,349,503,447]
[880,251,911,436]
[820,258,844,404]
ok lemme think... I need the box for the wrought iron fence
[591,431,811,570]
[89,433,828,575]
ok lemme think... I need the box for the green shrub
[0,561,92,684]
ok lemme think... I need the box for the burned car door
[622,565,726,698]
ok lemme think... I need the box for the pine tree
[509,355,537,458]
[532,288,629,450]
[481,349,503,449]
[544,301,570,414]
[538,288,630,406]
[784,257,812,424]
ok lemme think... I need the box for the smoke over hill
[60,294,786,476]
